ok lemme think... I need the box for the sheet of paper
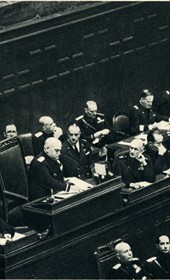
[163,168,170,176]
[66,177,93,190]
[12,232,26,241]
[156,121,170,131]
[117,141,131,146]
[0,238,7,245]
[94,163,107,176]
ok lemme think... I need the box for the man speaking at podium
[28,138,70,201]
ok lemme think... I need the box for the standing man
[115,139,155,188]
[129,89,170,135]
[28,138,69,201]
[32,116,56,156]
[109,241,148,279]
[60,123,93,179]
[144,235,170,279]
[76,100,114,147]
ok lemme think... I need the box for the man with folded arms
[116,139,155,188]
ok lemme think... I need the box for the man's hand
[157,144,166,155]
[136,153,147,166]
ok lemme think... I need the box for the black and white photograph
[0,1,169,279]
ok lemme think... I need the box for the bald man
[32,116,57,156]
[28,138,68,201]
[75,101,115,148]
[144,235,170,279]
[109,242,148,279]
[116,139,155,187]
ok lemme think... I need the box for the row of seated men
[0,89,169,227]
[2,89,170,198]
[108,235,170,279]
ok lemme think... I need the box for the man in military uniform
[32,116,59,156]
[75,100,114,148]
[60,123,93,179]
[115,139,155,188]
[144,235,170,279]
[28,138,69,201]
[154,90,170,117]
[129,89,170,136]
[109,241,148,279]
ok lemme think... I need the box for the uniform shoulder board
[75,115,83,121]
[97,113,104,117]
[112,263,121,270]
[146,257,157,262]
[35,131,43,138]
[37,156,45,163]
[134,105,139,110]
[119,155,125,159]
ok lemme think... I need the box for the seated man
[129,89,170,135]
[4,124,18,139]
[32,116,56,156]
[153,90,170,118]
[60,123,93,179]
[108,241,148,279]
[145,128,170,174]
[144,235,170,279]
[28,138,70,201]
[115,139,155,188]
[75,100,114,148]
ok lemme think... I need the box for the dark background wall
[0,1,169,135]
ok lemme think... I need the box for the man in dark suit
[29,138,69,201]
[75,100,115,147]
[129,89,170,135]
[144,235,170,279]
[115,139,155,188]
[60,123,93,179]
[109,241,148,279]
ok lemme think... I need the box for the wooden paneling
[0,2,169,134]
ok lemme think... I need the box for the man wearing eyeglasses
[75,100,114,148]
[60,123,93,179]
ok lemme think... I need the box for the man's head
[4,124,18,139]
[115,242,133,263]
[44,137,62,161]
[39,116,56,134]
[129,139,145,158]
[147,128,163,144]
[156,235,170,254]
[67,123,81,145]
[85,101,98,119]
[140,89,154,109]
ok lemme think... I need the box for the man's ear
[4,132,6,138]
[85,108,88,114]
[117,253,120,260]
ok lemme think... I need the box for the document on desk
[0,232,26,246]
[138,181,152,187]
[134,133,148,142]
[68,177,93,191]
[163,168,170,176]
[94,163,107,176]
[118,141,131,146]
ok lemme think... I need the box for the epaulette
[146,257,157,262]
[97,113,104,117]
[119,155,126,159]
[112,263,121,270]
[134,105,139,110]
[37,156,45,162]
[75,115,83,121]
[35,131,43,138]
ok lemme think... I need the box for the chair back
[0,137,29,202]
[94,239,123,279]
[18,133,34,156]
[112,112,130,137]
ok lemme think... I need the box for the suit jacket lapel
[66,142,79,161]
